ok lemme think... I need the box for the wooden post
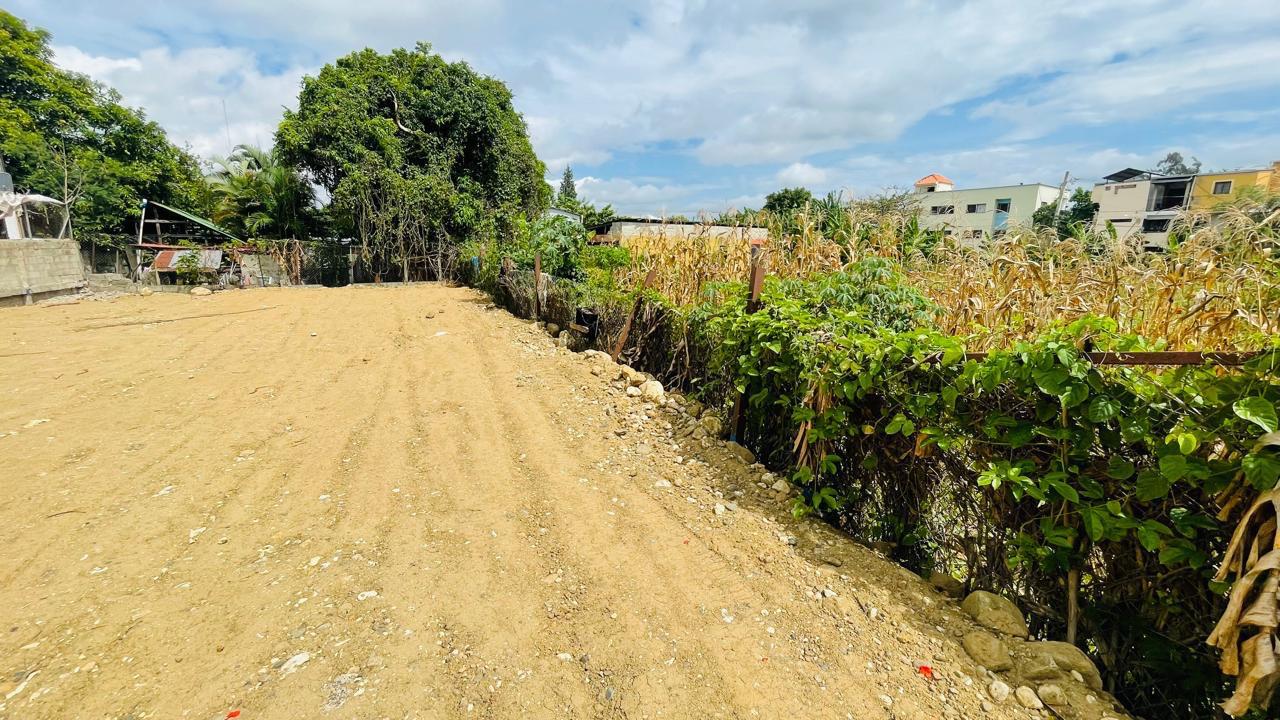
[610,267,658,362]
[1066,568,1080,645]
[533,252,542,319]
[730,240,767,442]
[134,200,146,280]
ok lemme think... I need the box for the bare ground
[0,284,1084,719]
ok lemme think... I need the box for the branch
[389,91,414,134]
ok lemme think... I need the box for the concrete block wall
[0,239,87,303]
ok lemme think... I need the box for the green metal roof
[144,199,241,242]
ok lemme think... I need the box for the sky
[12,0,1280,216]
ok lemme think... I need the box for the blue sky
[13,0,1280,216]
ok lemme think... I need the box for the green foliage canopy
[207,144,315,240]
[1032,187,1099,239]
[557,165,576,202]
[0,10,209,244]
[275,43,550,274]
[763,186,814,215]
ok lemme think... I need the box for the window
[995,199,1011,213]
[1142,218,1171,233]
[1150,180,1190,211]
[925,186,936,192]
[966,229,983,239]
[1111,218,1132,223]
[966,203,986,214]
[1213,180,1233,195]
[930,205,955,215]
[943,228,953,236]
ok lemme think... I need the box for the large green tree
[275,43,549,277]
[0,10,208,244]
[1033,187,1099,239]
[1153,151,1201,176]
[763,186,814,216]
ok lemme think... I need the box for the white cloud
[576,176,716,216]
[17,0,1280,212]
[777,162,829,187]
[973,39,1280,139]
[52,45,312,159]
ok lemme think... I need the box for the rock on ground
[1037,683,1066,707]
[1018,640,1103,690]
[1015,685,1044,709]
[699,414,724,437]
[961,590,1029,637]
[639,379,665,403]
[962,631,1012,672]
[988,679,1011,703]
[928,570,964,598]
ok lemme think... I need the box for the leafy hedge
[469,250,1280,717]
[704,268,1279,718]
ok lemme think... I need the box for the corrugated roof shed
[152,248,223,272]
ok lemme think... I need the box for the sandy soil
[1,284,1058,719]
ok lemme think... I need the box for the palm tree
[207,144,314,240]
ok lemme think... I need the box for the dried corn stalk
[1210,435,1280,716]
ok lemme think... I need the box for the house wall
[1189,167,1277,209]
[0,239,87,305]
[1091,179,1150,243]
[914,184,1060,243]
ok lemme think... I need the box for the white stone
[639,379,665,403]
[279,652,311,675]
[1014,686,1044,709]
[1037,683,1066,707]
[987,679,1011,703]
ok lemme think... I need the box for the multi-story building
[1092,162,1279,249]
[1189,162,1280,210]
[1091,169,1192,248]
[911,173,1062,244]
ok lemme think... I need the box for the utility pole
[1052,171,1071,227]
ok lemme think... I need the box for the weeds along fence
[464,243,1280,719]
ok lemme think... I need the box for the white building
[911,173,1062,244]
[1090,168,1193,249]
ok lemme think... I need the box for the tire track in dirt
[459,319,762,718]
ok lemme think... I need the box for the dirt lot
[1,284,1070,719]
